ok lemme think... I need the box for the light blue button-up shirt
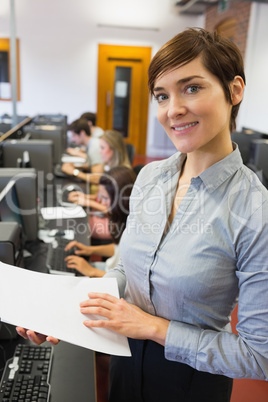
[106,144,268,381]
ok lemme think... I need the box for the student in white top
[80,112,104,138]
[61,118,103,175]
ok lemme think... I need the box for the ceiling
[175,0,268,15]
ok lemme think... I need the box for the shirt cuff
[165,320,200,367]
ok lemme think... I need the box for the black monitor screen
[0,180,23,231]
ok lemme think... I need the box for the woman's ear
[230,75,245,105]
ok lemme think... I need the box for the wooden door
[97,44,151,155]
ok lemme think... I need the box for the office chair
[126,143,135,165]
[133,163,144,176]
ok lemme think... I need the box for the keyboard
[0,344,53,402]
[46,237,77,275]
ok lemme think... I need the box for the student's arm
[61,163,104,184]
[65,256,106,277]
[91,163,104,175]
[87,243,115,258]
[66,147,87,158]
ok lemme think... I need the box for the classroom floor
[95,154,268,402]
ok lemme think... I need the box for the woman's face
[153,56,234,156]
[99,139,114,164]
[98,185,111,208]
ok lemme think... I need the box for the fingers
[80,293,119,317]
[16,328,47,345]
[68,191,84,204]
[16,326,29,339]
[64,240,78,251]
[80,292,118,307]
[16,327,60,345]
[65,255,80,265]
[46,336,60,345]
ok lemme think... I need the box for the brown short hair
[68,118,91,136]
[80,112,96,126]
[148,28,245,132]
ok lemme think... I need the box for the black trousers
[109,339,233,402]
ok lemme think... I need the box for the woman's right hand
[16,327,59,346]
[65,240,92,256]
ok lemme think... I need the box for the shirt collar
[198,143,243,193]
[154,143,243,192]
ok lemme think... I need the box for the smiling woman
[16,28,268,402]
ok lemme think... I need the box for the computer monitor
[1,139,54,188]
[231,130,265,165]
[32,113,68,153]
[33,113,67,126]
[0,179,24,230]
[0,116,32,142]
[249,139,268,181]
[0,169,38,241]
[22,124,66,164]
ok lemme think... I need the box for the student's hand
[68,191,88,206]
[16,327,59,346]
[65,255,100,277]
[61,163,75,176]
[66,147,84,157]
[79,293,170,345]
[65,241,92,256]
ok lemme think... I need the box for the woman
[68,130,133,239]
[64,166,136,277]
[17,28,268,402]
[63,129,132,190]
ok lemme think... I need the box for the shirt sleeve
[165,200,268,381]
[104,257,127,298]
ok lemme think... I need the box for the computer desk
[0,174,97,402]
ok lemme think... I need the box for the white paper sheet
[40,206,87,220]
[61,155,86,164]
[0,262,131,356]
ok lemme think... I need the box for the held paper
[0,262,130,356]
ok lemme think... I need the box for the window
[0,38,20,101]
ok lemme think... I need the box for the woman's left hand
[80,293,169,345]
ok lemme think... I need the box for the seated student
[67,130,133,240]
[64,166,136,277]
[80,112,104,138]
[61,118,103,176]
[67,130,132,201]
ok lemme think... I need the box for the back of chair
[126,143,135,165]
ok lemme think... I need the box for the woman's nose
[167,96,187,119]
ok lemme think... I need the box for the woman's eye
[154,94,168,103]
[185,85,200,94]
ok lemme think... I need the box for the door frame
[97,44,152,155]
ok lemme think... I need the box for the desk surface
[0,174,96,402]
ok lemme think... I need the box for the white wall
[237,2,268,135]
[1,1,267,156]
[0,0,202,156]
